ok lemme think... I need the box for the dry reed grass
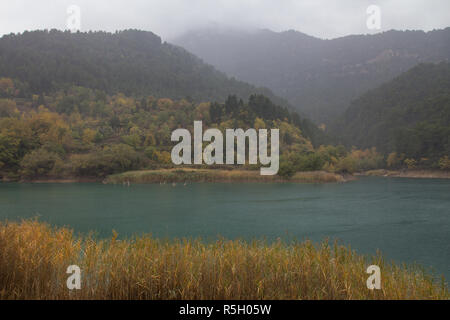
[105,169,346,184]
[0,220,447,300]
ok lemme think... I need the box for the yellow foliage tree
[404,158,417,169]
[0,77,14,94]
[0,99,18,117]
[155,151,171,164]
[194,102,210,122]
[157,98,174,109]
[438,156,450,170]
[254,117,266,130]
[82,128,97,144]
[387,152,399,168]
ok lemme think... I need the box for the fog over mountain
[174,27,450,124]
[2,1,449,125]
[1,0,450,40]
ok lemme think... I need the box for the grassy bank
[361,169,450,179]
[104,168,348,184]
[0,220,447,300]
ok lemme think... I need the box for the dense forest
[0,75,310,180]
[332,62,450,169]
[0,76,392,181]
[0,29,289,108]
[0,30,448,181]
[0,29,327,146]
[174,28,450,124]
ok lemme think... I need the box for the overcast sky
[1,0,449,40]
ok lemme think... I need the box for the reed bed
[0,220,447,300]
[105,169,346,184]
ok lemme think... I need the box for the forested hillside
[0,29,329,145]
[0,75,320,180]
[0,75,393,181]
[1,30,448,181]
[0,29,287,107]
[174,28,450,124]
[332,62,450,168]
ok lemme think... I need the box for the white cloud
[0,0,449,40]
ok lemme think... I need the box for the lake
[0,177,449,279]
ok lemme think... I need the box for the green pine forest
[332,62,450,170]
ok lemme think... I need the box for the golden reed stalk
[0,220,447,300]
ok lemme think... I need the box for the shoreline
[3,169,449,184]
[0,177,101,183]
[358,169,450,179]
[104,169,352,184]
[1,170,348,184]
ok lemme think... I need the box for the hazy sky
[1,0,449,40]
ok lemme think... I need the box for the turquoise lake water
[0,177,449,279]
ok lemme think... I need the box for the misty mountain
[0,29,289,106]
[174,28,450,124]
[332,62,450,161]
